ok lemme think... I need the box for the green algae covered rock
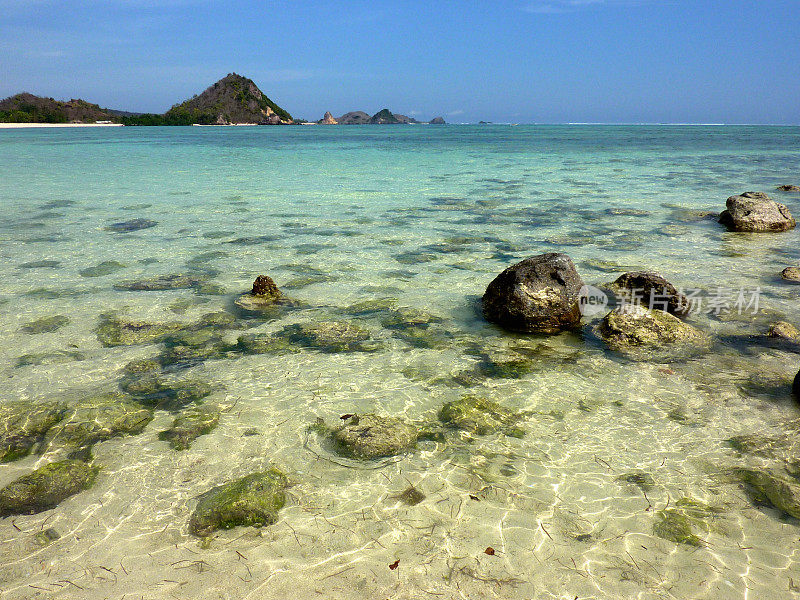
[158,405,220,450]
[96,315,185,347]
[237,333,296,355]
[653,497,723,547]
[21,315,70,334]
[653,509,705,547]
[119,374,213,409]
[113,273,205,291]
[596,305,710,360]
[279,320,377,353]
[234,275,292,312]
[44,394,153,453]
[1,402,66,462]
[189,469,287,537]
[735,468,800,518]
[0,460,99,516]
[439,395,526,438]
[332,414,418,459]
[16,350,85,367]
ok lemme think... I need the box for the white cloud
[523,0,654,14]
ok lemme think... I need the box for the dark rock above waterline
[719,192,796,232]
[482,253,585,334]
[776,185,800,192]
[781,267,800,283]
[609,271,690,317]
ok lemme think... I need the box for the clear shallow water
[0,125,799,599]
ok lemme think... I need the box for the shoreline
[0,122,124,129]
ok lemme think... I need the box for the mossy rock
[1,402,66,462]
[596,305,710,361]
[158,405,220,450]
[189,469,288,537]
[197,311,238,329]
[393,326,453,349]
[237,333,297,355]
[21,315,70,334]
[735,468,800,518]
[476,347,536,379]
[338,298,398,317]
[44,394,153,453]
[79,261,126,278]
[380,308,444,330]
[727,434,784,458]
[331,414,418,459]
[16,350,85,367]
[234,275,294,311]
[279,321,377,353]
[439,395,526,438]
[113,274,205,291]
[0,460,99,516]
[123,359,161,375]
[96,316,185,347]
[120,376,213,410]
[159,329,232,365]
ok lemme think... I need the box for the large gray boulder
[719,192,795,232]
[482,253,585,334]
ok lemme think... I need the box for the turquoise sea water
[1,125,799,599]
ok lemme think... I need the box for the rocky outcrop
[597,305,710,360]
[438,395,525,438]
[337,111,371,125]
[429,117,446,124]
[781,267,800,283]
[320,111,338,124]
[369,108,402,124]
[719,192,796,232]
[332,414,417,459]
[776,185,800,192]
[0,92,119,124]
[482,253,585,334]
[609,271,690,316]
[189,469,287,537]
[795,369,800,398]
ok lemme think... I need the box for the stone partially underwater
[719,192,795,232]
[482,253,585,334]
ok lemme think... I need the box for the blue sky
[1,0,799,123]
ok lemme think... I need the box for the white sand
[0,122,124,128]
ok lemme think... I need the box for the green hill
[0,93,119,123]
[123,73,293,126]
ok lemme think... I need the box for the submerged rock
[44,394,153,454]
[120,374,213,409]
[159,329,231,366]
[735,468,800,518]
[1,402,66,462]
[332,414,418,459]
[113,274,205,291]
[596,305,709,360]
[608,271,690,316]
[16,350,85,367]
[617,471,655,491]
[105,218,157,233]
[96,315,185,347]
[438,395,525,438]
[781,267,800,283]
[482,253,585,334]
[719,192,795,232]
[20,315,70,334]
[189,469,288,537]
[0,460,99,516]
[237,333,296,355]
[158,405,220,450]
[279,321,376,353]
[79,260,126,277]
[776,184,800,192]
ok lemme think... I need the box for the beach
[0,124,799,599]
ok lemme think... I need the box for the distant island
[0,73,446,126]
[316,109,445,125]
